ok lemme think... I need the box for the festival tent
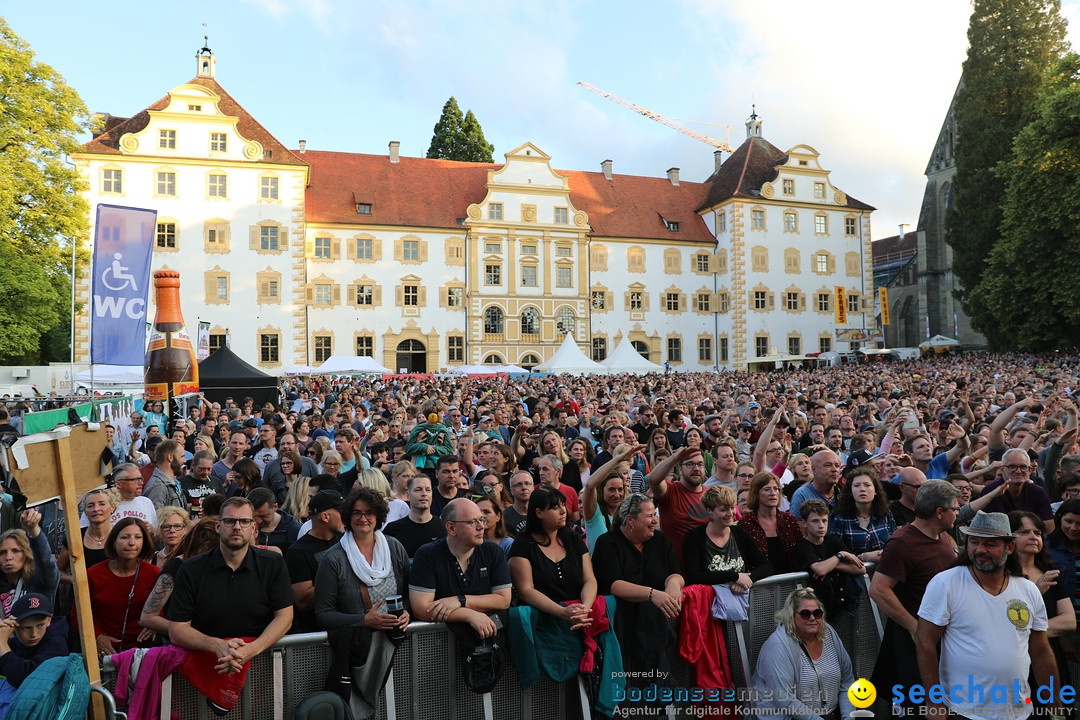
[533,335,607,375]
[314,355,392,374]
[198,346,280,408]
[279,364,318,376]
[600,336,664,375]
[75,365,144,386]
[919,334,960,349]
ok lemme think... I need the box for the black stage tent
[198,346,280,409]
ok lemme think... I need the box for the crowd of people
[2,351,1080,719]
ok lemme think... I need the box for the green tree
[945,0,1067,341]
[426,97,494,162]
[0,19,89,362]
[971,53,1080,351]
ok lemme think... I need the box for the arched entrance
[396,339,427,373]
[632,341,650,360]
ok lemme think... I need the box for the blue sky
[7,1,1080,237]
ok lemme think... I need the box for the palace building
[73,45,875,373]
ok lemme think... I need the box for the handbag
[448,611,507,695]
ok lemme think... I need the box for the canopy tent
[75,365,144,386]
[314,355,392,375]
[600,336,664,375]
[533,335,607,375]
[198,346,280,408]
[279,364,318,376]
[919,334,960,349]
[449,364,491,375]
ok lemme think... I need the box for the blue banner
[90,204,157,366]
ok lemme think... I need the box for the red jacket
[679,584,733,691]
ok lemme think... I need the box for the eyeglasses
[796,609,824,620]
[1062,488,1080,498]
[511,481,534,489]
[900,482,923,489]
[766,447,783,454]
[160,523,186,532]
[221,517,255,528]
[1004,464,1030,473]
[351,509,377,519]
[116,476,143,484]
[735,473,755,480]
[453,517,488,528]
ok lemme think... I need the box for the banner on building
[197,322,211,360]
[835,328,884,342]
[90,205,157,366]
[834,286,847,325]
[879,287,890,326]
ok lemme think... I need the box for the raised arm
[752,407,783,472]
[584,444,644,521]
[988,398,1033,451]
[647,446,694,502]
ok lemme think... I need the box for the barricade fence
[100,570,884,720]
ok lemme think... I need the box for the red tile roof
[81,77,305,166]
[302,150,716,244]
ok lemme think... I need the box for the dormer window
[357,203,372,215]
[666,220,680,232]
[188,104,202,112]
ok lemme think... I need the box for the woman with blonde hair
[153,506,190,568]
[356,467,409,524]
[0,509,59,615]
[282,476,312,521]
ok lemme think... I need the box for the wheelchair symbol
[101,253,138,292]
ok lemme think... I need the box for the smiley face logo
[847,678,876,709]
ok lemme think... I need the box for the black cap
[308,490,343,516]
[243,418,259,428]
[11,593,52,621]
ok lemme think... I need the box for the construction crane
[578,81,734,153]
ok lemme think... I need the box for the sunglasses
[796,609,824,620]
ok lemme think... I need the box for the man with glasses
[977,447,1055,532]
[168,497,293,703]
[409,498,511,638]
[502,469,533,538]
[1051,471,1080,513]
[630,405,658,444]
[647,446,709,566]
[86,463,155,527]
[889,466,926,527]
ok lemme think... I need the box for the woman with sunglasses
[752,587,856,720]
[508,485,595,628]
[305,440,325,466]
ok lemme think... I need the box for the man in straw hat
[916,511,1061,719]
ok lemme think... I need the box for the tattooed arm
[139,571,175,636]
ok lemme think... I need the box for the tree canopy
[970,53,1080,351]
[945,0,1068,344]
[0,18,89,362]
[426,96,494,162]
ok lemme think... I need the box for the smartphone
[902,415,920,432]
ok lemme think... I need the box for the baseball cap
[747,402,760,409]
[738,421,754,431]
[308,490,343,516]
[845,449,881,470]
[11,593,52,621]
[243,418,259,429]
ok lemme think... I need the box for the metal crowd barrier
[100,572,884,720]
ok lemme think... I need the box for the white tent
[75,365,144,385]
[600,336,664,375]
[314,355,392,374]
[280,364,318,376]
[919,334,960,349]
[533,335,607,375]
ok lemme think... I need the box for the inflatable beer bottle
[144,270,199,414]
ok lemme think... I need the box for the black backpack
[448,611,507,695]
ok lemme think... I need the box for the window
[751,246,768,272]
[666,221,680,232]
[589,244,608,270]
[754,291,767,310]
[485,264,501,285]
[819,337,832,353]
[782,179,794,195]
[188,104,202,112]
[556,308,575,335]
[447,336,464,363]
[209,334,226,353]
[846,252,861,276]
[845,217,857,236]
[699,338,712,362]
[356,285,374,305]
[716,250,728,274]
[554,207,568,224]
[784,212,797,232]
[489,203,503,220]
[787,292,800,311]
[357,203,372,215]
[555,246,572,257]
[751,209,765,230]
[718,292,729,313]
[205,220,229,252]
[402,240,419,261]
[260,176,279,200]
[356,336,374,357]
[257,269,280,304]
[159,130,176,149]
[630,291,643,311]
[755,336,769,357]
[719,337,729,362]
[314,236,332,259]
[667,338,682,363]
[521,308,540,335]
[210,133,227,152]
[814,182,825,199]
[817,293,831,312]
[156,172,176,196]
[314,335,332,363]
[788,337,801,356]
[815,215,827,234]
[521,265,538,287]
[696,293,711,312]
[261,226,279,251]
[485,241,501,253]
[696,254,711,273]
[815,253,829,274]
[591,338,607,362]
[102,169,122,193]
[484,307,504,334]
[215,277,228,301]
[717,212,727,232]
[521,244,537,255]
[666,292,681,311]
[156,222,176,249]
[627,247,645,272]
[402,285,418,306]
[784,248,801,274]
[848,293,860,314]
[556,266,572,288]
[315,283,332,305]
[356,238,373,260]
[260,333,279,363]
[664,249,681,273]
[208,174,227,198]
[447,287,463,307]
[591,291,607,310]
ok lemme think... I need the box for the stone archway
[396,339,426,373]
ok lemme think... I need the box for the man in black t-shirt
[284,490,343,633]
[383,474,447,557]
[502,469,534,538]
[179,452,223,517]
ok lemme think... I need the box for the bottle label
[145,382,169,401]
[147,330,166,352]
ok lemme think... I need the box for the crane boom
[578,81,734,153]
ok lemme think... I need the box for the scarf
[340,530,392,587]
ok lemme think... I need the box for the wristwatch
[836,552,844,561]
[458,594,467,608]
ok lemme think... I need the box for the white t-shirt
[80,496,157,528]
[919,565,1047,720]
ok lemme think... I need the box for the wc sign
[90,204,157,366]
